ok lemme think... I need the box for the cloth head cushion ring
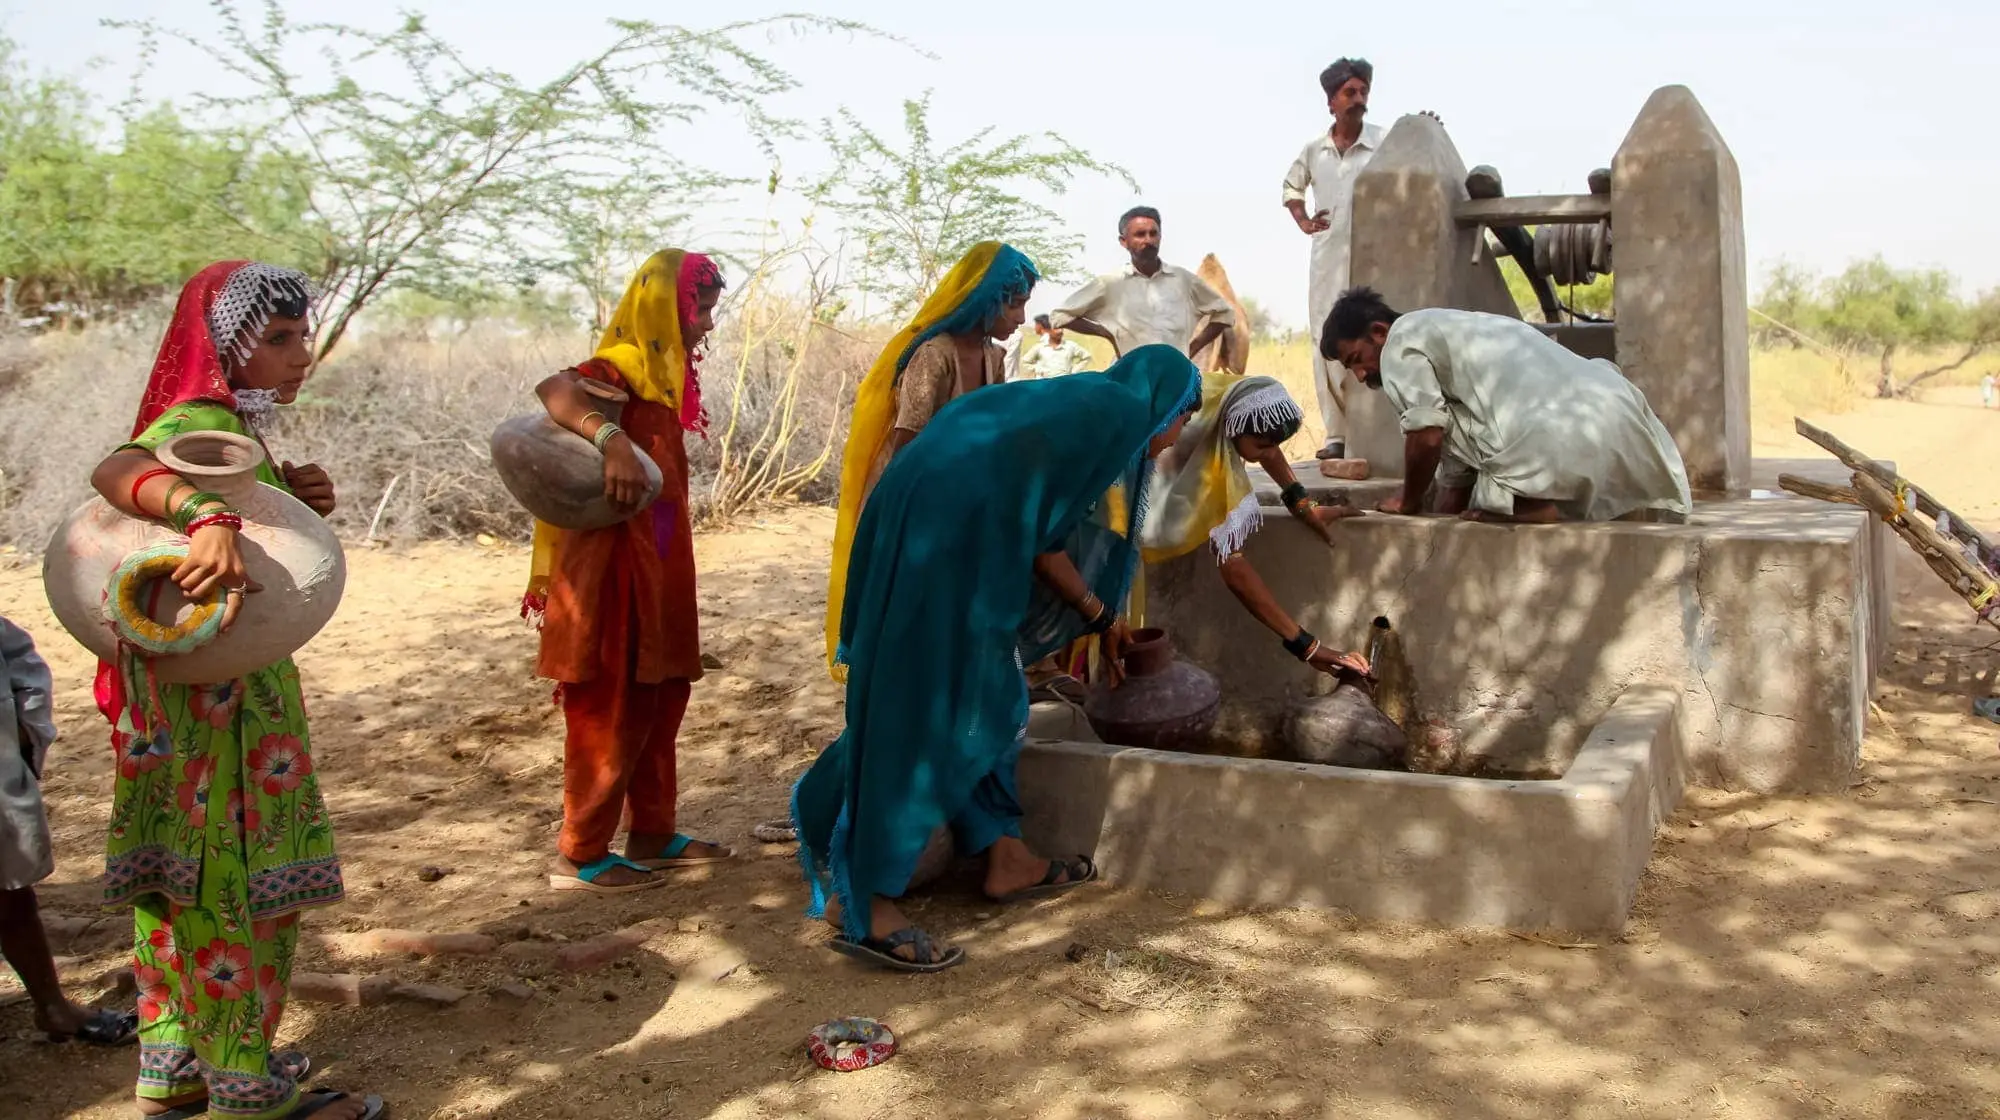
[806,1018,897,1072]
[103,543,228,656]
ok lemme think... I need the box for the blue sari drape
[794,346,1200,939]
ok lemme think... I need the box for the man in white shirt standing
[1050,206,1239,363]
[1015,315,1096,380]
[1322,286,1692,524]
[1282,57,1387,464]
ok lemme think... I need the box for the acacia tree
[811,91,1136,315]
[107,3,883,359]
[1758,257,2000,398]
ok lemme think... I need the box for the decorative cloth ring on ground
[103,543,226,656]
[807,1017,896,1072]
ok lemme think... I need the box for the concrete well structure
[1137,458,1893,797]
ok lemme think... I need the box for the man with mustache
[1283,58,1444,468]
[1049,207,1240,365]
[1323,286,1692,524]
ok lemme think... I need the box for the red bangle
[184,512,244,536]
[129,467,180,510]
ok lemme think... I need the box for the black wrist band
[1280,482,1309,509]
[1085,611,1116,636]
[1282,629,1316,660]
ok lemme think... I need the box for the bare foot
[32,999,91,1037]
[551,855,653,889]
[981,835,1077,899]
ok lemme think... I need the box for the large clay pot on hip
[41,431,348,685]
[490,382,663,530]
[1082,627,1220,751]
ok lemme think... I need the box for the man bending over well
[1322,287,1691,523]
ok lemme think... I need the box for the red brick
[353,929,499,958]
[555,922,661,972]
[290,972,396,1007]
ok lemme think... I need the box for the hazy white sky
[7,0,1993,327]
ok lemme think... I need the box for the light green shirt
[1017,336,1094,379]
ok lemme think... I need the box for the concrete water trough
[1019,687,1684,936]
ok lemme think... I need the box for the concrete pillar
[1612,85,1751,496]
[1346,114,1518,477]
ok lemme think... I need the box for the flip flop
[827,927,965,974]
[988,855,1097,904]
[547,854,667,894]
[287,1091,386,1120]
[47,1007,137,1046]
[630,833,733,870]
[1975,697,2000,725]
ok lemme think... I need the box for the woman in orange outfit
[525,250,733,893]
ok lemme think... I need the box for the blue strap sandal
[547,853,666,894]
[828,927,966,974]
[631,833,733,870]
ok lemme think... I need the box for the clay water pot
[490,381,663,530]
[1083,627,1221,751]
[1283,683,1409,770]
[41,431,348,685]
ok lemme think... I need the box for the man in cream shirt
[1050,206,1239,364]
[1322,286,1691,524]
[1283,58,1386,462]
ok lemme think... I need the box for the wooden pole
[1850,471,2000,633]
[1776,473,1858,506]
[1793,417,1996,567]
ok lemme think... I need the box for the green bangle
[592,422,624,453]
[172,491,226,534]
[159,481,194,520]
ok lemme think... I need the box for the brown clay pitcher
[42,431,348,684]
[1083,627,1221,751]
[490,381,663,530]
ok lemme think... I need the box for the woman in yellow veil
[528,250,735,893]
[824,241,1040,675]
[1139,373,1372,675]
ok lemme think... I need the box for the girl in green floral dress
[90,261,382,1120]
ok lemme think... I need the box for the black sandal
[287,1091,385,1120]
[989,855,1097,903]
[827,927,965,974]
[48,1007,138,1046]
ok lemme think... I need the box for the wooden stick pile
[1778,418,1999,633]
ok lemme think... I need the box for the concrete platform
[1017,688,1685,935]
[1148,458,1892,794]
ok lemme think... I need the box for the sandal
[827,927,966,974]
[547,854,667,895]
[47,1007,138,1046]
[287,1091,386,1120]
[751,819,796,844]
[988,855,1097,904]
[629,833,732,870]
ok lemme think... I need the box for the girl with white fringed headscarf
[1138,372,1374,677]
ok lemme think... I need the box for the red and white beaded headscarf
[130,261,316,439]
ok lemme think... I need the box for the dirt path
[2,394,1997,1119]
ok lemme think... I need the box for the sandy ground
[2,389,1998,1119]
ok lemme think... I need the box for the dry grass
[5,310,1992,553]
[1071,944,1242,1014]
[0,306,876,552]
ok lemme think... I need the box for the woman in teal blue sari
[793,345,1201,972]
